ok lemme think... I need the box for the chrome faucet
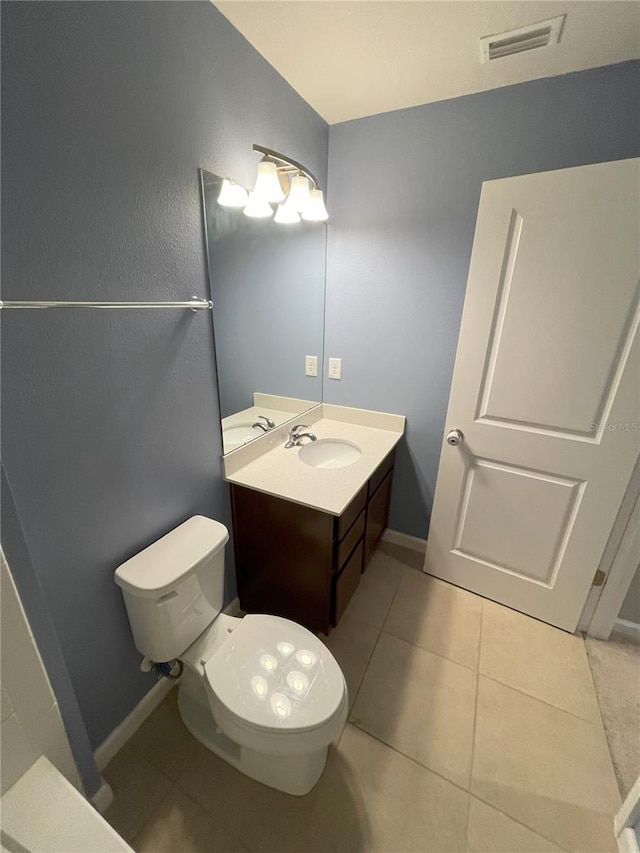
[252,415,276,432]
[285,424,318,448]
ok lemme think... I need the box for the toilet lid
[204,614,345,732]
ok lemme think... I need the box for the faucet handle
[257,415,276,428]
[290,424,310,434]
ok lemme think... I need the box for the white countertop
[224,406,405,516]
[1,757,132,852]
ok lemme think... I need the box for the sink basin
[223,423,263,444]
[299,439,362,469]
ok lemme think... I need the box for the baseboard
[90,779,114,814]
[223,596,241,616]
[94,676,176,771]
[94,600,240,771]
[379,529,427,570]
[381,529,427,554]
[612,618,640,645]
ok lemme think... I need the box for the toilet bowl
[114,516,347,795]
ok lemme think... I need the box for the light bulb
[287,174,311,213]
[274,202,301,224]
[287,671,309,693]
[251,676,268,698]
[260,654,278,673]
[295,650,317,668]
[252,159,285,204]
[270,693,291,719]
[301,187,329,222]
[243,191,273,219]
[217,179,249,208]
[277,642,295,657]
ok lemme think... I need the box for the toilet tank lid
[114,516,229,599]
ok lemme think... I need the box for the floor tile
[472,675,621,853]
[480,600,601,721]
[384,570,482,668]
[378,538,425,570]
[351,632,476,788]
[320,616,380,709]
[127,690,201,781]
[103,743,172,842]
[467,797,565,852]
[585,634,640,799]
[132,788,248,853]
[306,724,469,853]
[176,735,319,853]
[341,551,406,630]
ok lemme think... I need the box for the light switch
[305,355,318,377]
[328,357,342,380]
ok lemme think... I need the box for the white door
[425,158,640,632]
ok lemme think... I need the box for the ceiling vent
[480,15,565,63]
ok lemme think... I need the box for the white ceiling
[212,1,640,124]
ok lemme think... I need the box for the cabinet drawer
[337,485,367,540]
[368,451,395,498]
[334,540,364,624]
[336,509,365,570]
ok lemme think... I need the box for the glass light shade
[274,201,301,224]
[301,187,329,222]
[252,159,285,204]
[287,174,311,213]
[243,191,273,219]
[217,179,249,208]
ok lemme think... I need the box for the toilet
[114,515,348,796]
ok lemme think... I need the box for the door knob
[446,429,464,446]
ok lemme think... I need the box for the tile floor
[104,550,622,853]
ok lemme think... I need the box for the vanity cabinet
[231,450,395,634]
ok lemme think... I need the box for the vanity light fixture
[217,144,329,224]
[216,178,249,208]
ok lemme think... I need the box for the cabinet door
[231,485,334,634]
[334,540,364,624]
[365,471,393,567]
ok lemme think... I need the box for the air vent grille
[480,15,565,63]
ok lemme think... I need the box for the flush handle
[446,429,464,446]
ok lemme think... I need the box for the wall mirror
[200,169,326,454]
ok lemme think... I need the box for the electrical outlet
[328,357,342,380]
[305,355,318,377]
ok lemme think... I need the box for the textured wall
[325,61,640,539]
[1,0,328,752]
[619,565,640,625]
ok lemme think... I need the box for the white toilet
[114,515,348,796]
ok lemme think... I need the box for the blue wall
[325,61,640,539]
[1,0,328,761]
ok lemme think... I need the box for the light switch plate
[305,355,318,377]
[328,357,342,380]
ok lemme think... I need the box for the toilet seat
[203,614,346,740]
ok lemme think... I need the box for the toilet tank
[114,516,229,663]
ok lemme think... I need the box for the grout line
[469,792,574,852]
[348,723,575,853]
[347,564,407,711]
[128,787,174,849]
[379,627,479,673]
[346,722,472,796]
[465,600,484,849]
[479,672,603,725]
[174,781,251,851]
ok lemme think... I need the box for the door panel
[425,159,640,631]
[453,459,583,585]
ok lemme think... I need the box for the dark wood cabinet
[231,450,395,634]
